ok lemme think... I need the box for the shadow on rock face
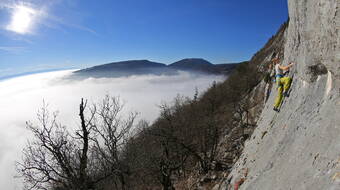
[306,62,328,82]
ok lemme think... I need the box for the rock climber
[272,58,295,112]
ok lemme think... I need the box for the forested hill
[118,20,289,189]
[72,59,238,78]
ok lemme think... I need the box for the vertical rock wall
[285,0,339,80]
[224,0,340,189]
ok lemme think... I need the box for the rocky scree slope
[219,0,340,190]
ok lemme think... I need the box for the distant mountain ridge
[168,58,219,73]
[73,58,239,78]
[80,60,166,72]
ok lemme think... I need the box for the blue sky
[0,0,288,77]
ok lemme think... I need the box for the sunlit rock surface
[222,0,339,189]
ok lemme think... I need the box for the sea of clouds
[0,70,224,189]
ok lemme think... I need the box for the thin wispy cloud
[0,46,25,53]
[64,22,97,35]
[0,0,12,9]
[45,13,98,35]
[0,68,12,74]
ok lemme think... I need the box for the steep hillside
[181,20,289,190]
[215,63,242,75]
[217,0,340,189]
[99,21,288,190]
[116,20,289,190]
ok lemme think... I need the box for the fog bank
[0,70,224,189]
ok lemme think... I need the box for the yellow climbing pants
[274,77,292,109]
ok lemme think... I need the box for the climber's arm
[279,62,295,71]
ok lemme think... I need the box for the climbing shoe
[283,91,289,97]
[273,107,279,112]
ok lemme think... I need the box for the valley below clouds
[0,70,224,189]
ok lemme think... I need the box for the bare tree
[149,93,222,176]
[17,96,137,190]
[91,95,138,190]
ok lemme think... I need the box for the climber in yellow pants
[274,77,292,109]
[272,58,295,112]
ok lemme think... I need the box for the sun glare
[6,5,37,34]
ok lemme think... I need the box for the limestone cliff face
[285,0,339,80]
[224,0,340,190]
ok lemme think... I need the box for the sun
[6,5,37,34]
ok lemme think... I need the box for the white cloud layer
[0,70,224,189]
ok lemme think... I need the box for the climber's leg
[282,77,292,97]
[273,85,283,110]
